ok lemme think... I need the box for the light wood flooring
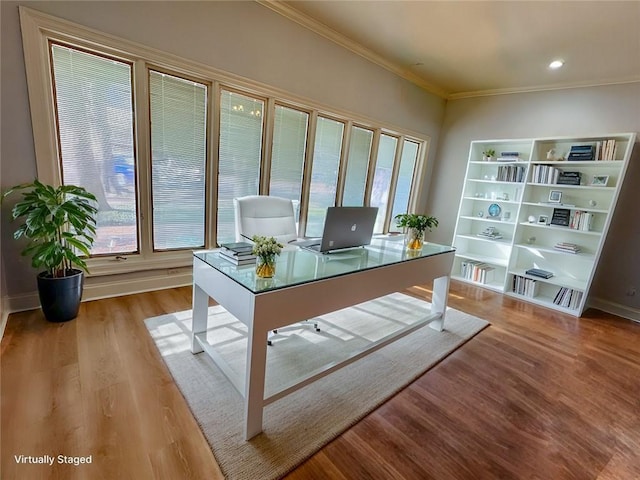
[2,281,639,479]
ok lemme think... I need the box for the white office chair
[233,195,320,344]
[233,195,298,246]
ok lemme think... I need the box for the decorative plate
[488,203,501,217]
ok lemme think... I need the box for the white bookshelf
[452,133,636,316]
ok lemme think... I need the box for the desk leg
[430,275,450,332]
[191,284,208,354]
[244,322,268,440]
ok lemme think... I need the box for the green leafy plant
[482,148,496,157]
[394,213,439,234]
[3,180,98,277]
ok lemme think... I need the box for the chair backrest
[233,195,298,244]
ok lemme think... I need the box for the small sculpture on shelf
[546,149,565,161]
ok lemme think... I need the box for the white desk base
[191,250,454,440]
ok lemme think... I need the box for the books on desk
[219,242,256,265]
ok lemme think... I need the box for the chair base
[267,320,320,346]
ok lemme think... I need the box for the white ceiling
[262,1,640,99]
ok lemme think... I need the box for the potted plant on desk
[3,180,98,322]
[394,213,439,251]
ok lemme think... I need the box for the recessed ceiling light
[549,60,564,69]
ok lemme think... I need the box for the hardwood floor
[2,281,639,479]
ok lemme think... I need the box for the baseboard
[5,269,193,314]
[588,297,640,323]
[1,307,9,340]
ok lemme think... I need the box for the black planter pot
[37,269,84,322]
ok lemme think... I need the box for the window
[23,10,429,277]
[370,134,398,232]
[306,117,344,237]
[270,105,308,222]
[342,126,373,207]
[217,90,264,243]
[390,140,420,224]
[149,71,207,250]
[50,43,138,255]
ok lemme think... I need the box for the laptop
[300,206,378,253]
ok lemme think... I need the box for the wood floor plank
[2,281,640,479]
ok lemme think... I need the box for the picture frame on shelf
[537,215,549,225]
[548,190,562,203]
[591,175,609,187]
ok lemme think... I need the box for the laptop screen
[317,206,378,253]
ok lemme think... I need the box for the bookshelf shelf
[452,133,636,316]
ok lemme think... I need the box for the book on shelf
[556,171,581,185]
[553,242,581,253]
[496,164,526,182]
[531,164,560,184]
[512,275,539,298]
[460,260,495,284]
[596,139,617,161]
[550,208,571,227]
[567,145,595,161]
[525,268,554,279]
[570,211,593,231]
[497,151,521,162]
[553,287,583,309]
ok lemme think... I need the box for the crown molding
[448,77,640,100]
[257,0,448,99]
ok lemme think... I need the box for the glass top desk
[190,237,455,440]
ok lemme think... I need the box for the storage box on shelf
[453,133,636,316]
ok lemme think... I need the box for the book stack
[554,287,583,309]
[218,242,256,265]
[556,171,581,185]
[460,261,495,284]
[567,145,594,161]
[512,275,539,298]
[497,151,520,162]
[476,227,503,239]
[553,242,581,254]
[525,268,554,279]
[570,211,593,231]
[595,139,617,161]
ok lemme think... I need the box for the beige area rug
[145,292,489,480]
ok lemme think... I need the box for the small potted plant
[2,180,98,322]
[252,235,283,278]
[394,213,438,250]
[482,149,496,161]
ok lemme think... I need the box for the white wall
[0,1,445,304]
[431,83,640,317]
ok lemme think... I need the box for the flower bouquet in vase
[252,235,283,278]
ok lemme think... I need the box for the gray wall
[0,1,445,301]
[430,82,640,311]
